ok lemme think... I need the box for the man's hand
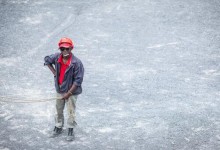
[60,84,77,100]
[61,92,72,100]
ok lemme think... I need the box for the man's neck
[63,55,69,60]
[62,53,72,64]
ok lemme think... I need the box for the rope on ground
[0,96,63,103]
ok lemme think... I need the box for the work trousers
[55,93,77,128]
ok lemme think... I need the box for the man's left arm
[62,61,84,100]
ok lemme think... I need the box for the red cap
[59,43,73,48]
[58,37,74,48]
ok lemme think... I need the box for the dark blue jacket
[44,53,84,95]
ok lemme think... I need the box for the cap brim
[59,43,72,48]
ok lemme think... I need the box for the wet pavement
[0,0,220,149]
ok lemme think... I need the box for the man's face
[60,47,72,57]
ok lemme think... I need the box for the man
[44,37,84,141]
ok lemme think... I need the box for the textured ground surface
[0,0,220,149]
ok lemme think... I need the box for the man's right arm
[44,53,59,76]
[47,65,56,76]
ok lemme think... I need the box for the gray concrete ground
[0,0,220,149]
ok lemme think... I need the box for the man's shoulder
[71,55,83,64]
[50,53,61,61]
[46,52,60,58]
[54,53,61,57]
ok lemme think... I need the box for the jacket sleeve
[44,53,59,65]
[73,61,84,86]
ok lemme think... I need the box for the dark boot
[49,126,63,138]
[66,128,74,141]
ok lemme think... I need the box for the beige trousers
[55,93,77,128]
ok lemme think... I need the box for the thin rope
[0,96,63,103]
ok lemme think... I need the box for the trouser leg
[55,93,65,128]
[66,95,77,128]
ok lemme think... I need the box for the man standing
[44,37,84,141]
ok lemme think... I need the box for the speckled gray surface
[0,0,220,149]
